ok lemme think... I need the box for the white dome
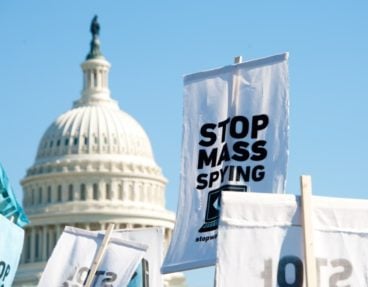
[35,103,154,164]
[23,56,168,208]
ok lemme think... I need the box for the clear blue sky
[1,1,367,286]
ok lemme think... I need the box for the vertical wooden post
[84,223,115,287]
[300,175,317,287]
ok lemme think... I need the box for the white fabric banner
[162,53,289,273]
[38,227,148,287]
[100,227,164,287]
[0,214,24,287]
[216,192,368,286]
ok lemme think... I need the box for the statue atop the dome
[90,15,100,37]
[86,15,104,60]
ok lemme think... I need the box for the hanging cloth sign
[38,227,148,287]
[99,227,164,287]
[0,214,24,287]
[162,53,289,273]
[216,192,368,286]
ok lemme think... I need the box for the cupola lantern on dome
[74,15,114,108]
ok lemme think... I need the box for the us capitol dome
[14,16,185,287]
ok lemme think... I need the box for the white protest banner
[216,192,368,286]
[100,227,164,287]
[0,214,24,287]
[162,53,289,273]
[38,227,148,287]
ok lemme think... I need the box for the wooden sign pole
[84,223,115,287]
[300,175,317,287]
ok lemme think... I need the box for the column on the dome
[93,70,98,88]
[36,228,41,261]
[83,71,87,89]
[60,183,66,203]
[88,70,93,89]
[111,181,117,200]
[73,183,78,201]
[98,69,103,88]
[47,228,53,257]
[98,181,105,200]
[102,69,106,88]
[42,226,47,261]
[161,186,165,206]
[123,181,129,201]
[132,182,138,201]
[86,183,92,201]
[30,227,35,263]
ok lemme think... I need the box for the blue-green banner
[0,163,29,227]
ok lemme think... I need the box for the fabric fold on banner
[38,226,148,287]
[216,192,368,286]
[162,53,289,273]
[0,214,24,287]
[98,227,164,287]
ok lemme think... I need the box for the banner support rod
[84,223,115,287]
[234,56,243,64]
[300,175,317,287]
[232,55,243,102]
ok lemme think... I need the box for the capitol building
[14,17,185,287]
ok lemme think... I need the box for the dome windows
[57,185,62,202]
[106,183,112,200]
[68,184,74,201]
[93,183,98,200]
[47,186,52,203]
[31,189,35,205]
[38,187,43,204]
